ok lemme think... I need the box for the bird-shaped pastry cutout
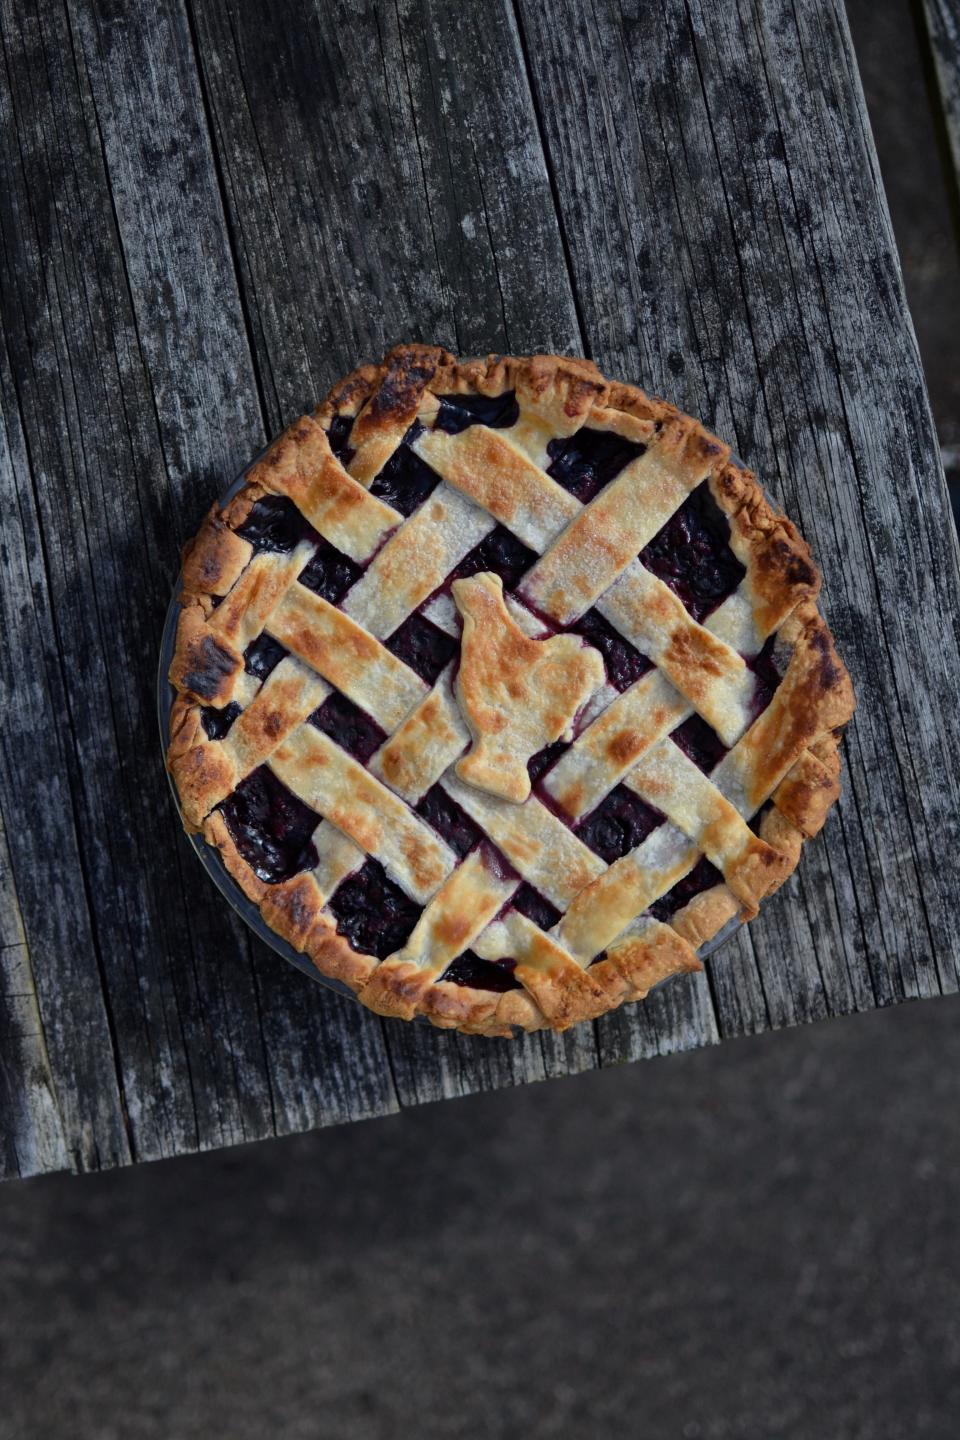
[452,572,605,804]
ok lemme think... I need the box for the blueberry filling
[648,855,723,921]
[415,785,484,858]
[669,714,728,774]
[386,613,457,685]
[747,635,783,722]
[749,800,774,835]
[327,413,355,465]
[511,883,561,931]
[309,692,386,764]
[479,842,521,885]
[639,482,745,623]
[546,427,647,503]
[440,951,521,992]
[236,495,318,554]
[328,858,422,959]
[297,538,363,604]
[527,739,570,783]
[577,785,664,864]
[368,423,441,516]
[218,765,320,885]
[434,390,520,435]
[243,633,288,682]
[568,608,651,691]
[200,701,242,741]
[445,524,536,593]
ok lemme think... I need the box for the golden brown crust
[169,602,243,705]
[711,461,821,635]
[452,571,604,803]
[166,346,855,1038]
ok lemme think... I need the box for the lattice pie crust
[167,346,855,1037]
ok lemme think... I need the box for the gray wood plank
[921,0,960,184]
[514,0,960,1065]
[0,312,130,1173]
[72,0,398,1148]
[0,0,398,1171]
[0,814,69,1178]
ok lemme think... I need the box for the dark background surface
[2,2,959,1436]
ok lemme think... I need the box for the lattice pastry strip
[466,908,701,1032]
[358,849,519,1020]
[247,413,402,560]
[216,657,330,805]
[543,668,690,821]
[441,771,606,911]
[370,666,470,802]
[242,387,778,771]
[541,589,797,823]
[596,562,754,745]
[267,582,427,731]
[207,543,316,654]
[341,484,495,639]
[167,345,854,1039]
[412,424,581,550]
[347,401,769,751]
[518,418,723,623]
[309,821,367,902]
[558,824,699,964]
[268,725,456,904]
[625,740,775,916]
[563,601,850,960]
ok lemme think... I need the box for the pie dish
[166,345,855,1037]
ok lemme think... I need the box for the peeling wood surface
[0,0,957,1177]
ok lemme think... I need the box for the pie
[166,345,855,1037]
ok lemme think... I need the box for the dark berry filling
[236,495,319,554]
[747,635,784,722]
[440,951,521,992]
[669,714,728,774]
[218,765,319,885]
[527,739,570,783]
[479,842,521,885]
[649,855,723,921]
[749,800,774,835]
[434,390,520,435]
[386,613,457,684]
[297,537,363,604]
[200,701,242,741]
[243,633,288,682]
[369,423,441,516]
[327,413,355,465]
[327,858,422,959]
[445,524,536,593]
[511,883,562,931]
[569,608,652,691]
[639,482,745,624]
[415,785,484,859]
[546,427,647,503]
[308,692,386,764]
[577,785,664,864]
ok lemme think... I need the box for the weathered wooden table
[3,0,959,1180]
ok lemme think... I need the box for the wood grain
[0,0,957,1176]
[0,812,68,1177]
[921,0,960,184]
